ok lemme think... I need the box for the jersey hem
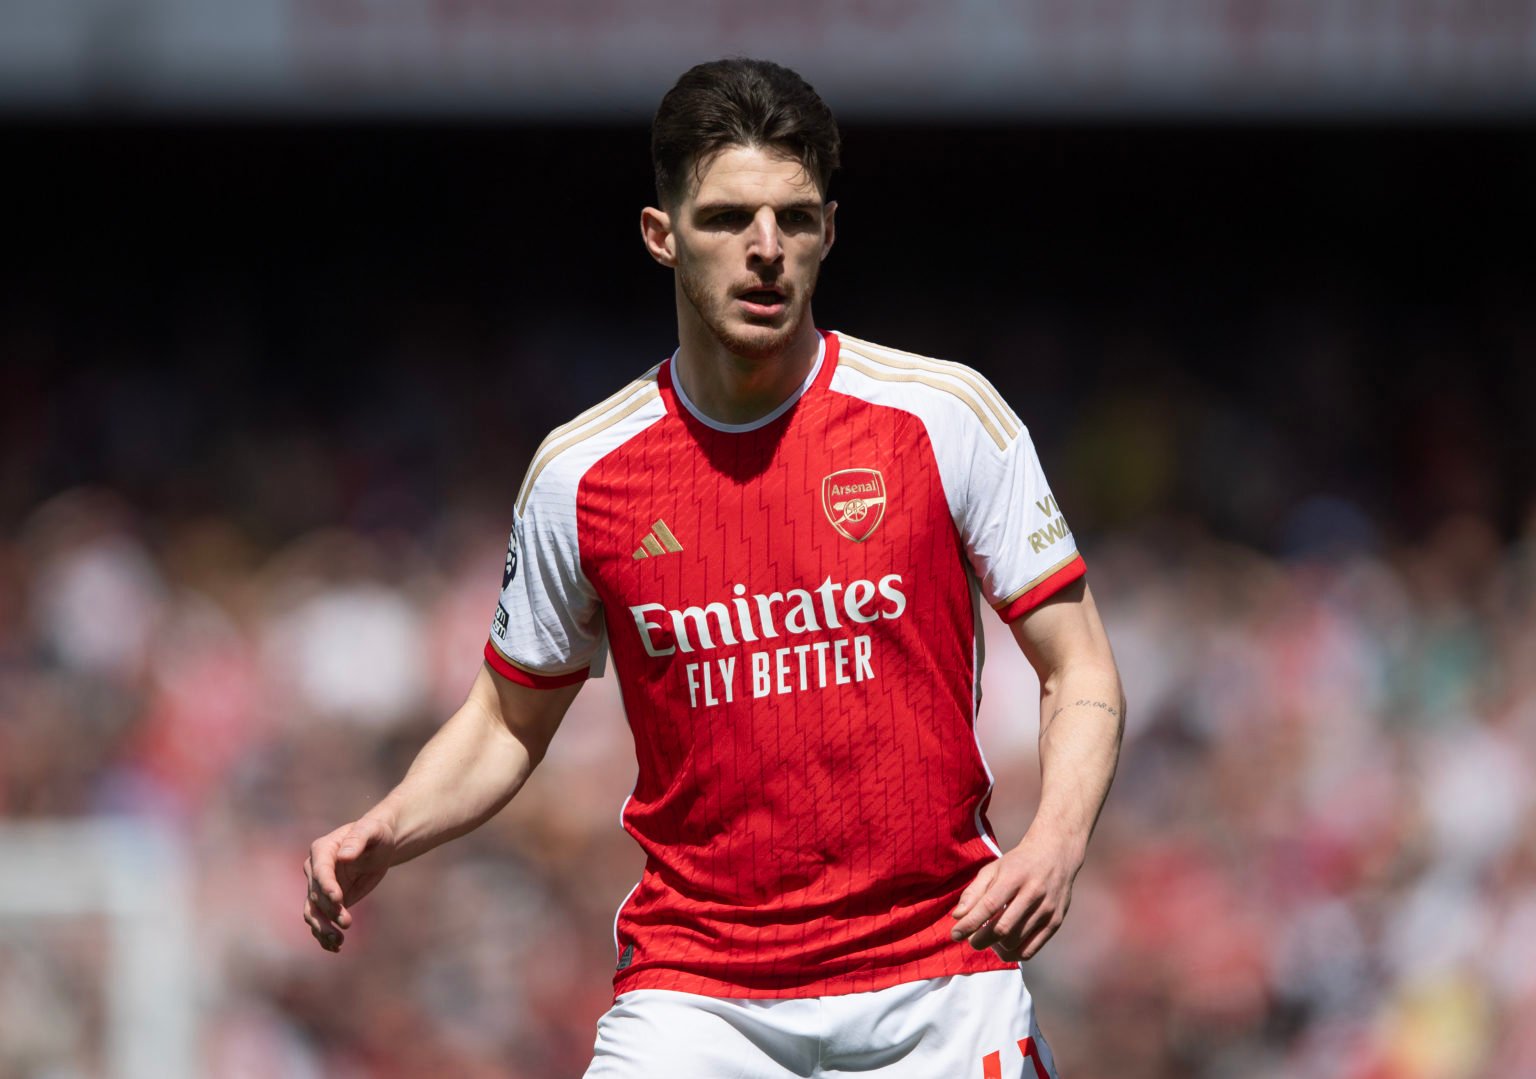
[610,949,1016,1001]
[483,639,590,688]
[995,553,1087,623]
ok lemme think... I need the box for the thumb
[337,819,380,862]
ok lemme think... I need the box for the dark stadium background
[8,125,1534,542]
[5,117,1536,1077]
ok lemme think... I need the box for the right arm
[302,663,581,952]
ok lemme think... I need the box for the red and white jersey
[485,331,1085,999]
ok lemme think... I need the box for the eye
[708,209,750,228]
[782,209,816,227]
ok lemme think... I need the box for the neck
[673,305,823,427]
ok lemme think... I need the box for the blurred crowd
[4,484,1533,1079]
[1015,516,1536,1079]
[2,300,1535,1078]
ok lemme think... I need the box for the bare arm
[950,577,1125,961]
[302,663,581,952]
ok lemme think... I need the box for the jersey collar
[662,330,839,433]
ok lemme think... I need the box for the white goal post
[0,819,196,1079]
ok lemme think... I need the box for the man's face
[661,143,835,361]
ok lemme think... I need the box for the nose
[748,207,783,265]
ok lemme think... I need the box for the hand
[302,816,396,953]
[949,830,1082,962]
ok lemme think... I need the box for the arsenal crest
[822,468,888,543]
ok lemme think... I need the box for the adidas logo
[633,519,684,560]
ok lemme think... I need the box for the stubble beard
[679,261,818,362]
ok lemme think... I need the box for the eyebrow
[692,200,825,214]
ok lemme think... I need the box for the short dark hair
[651,58,841,208]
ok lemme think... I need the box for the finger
[1016,907,1068,961]
[327,822,381,926]
[304,909,340,945]
[307,863,343,922]
[310,821,372,917]
[302,901,344,951]
[309,840,344,912]
[302,856,332,920]
[304,896,343,937]
[984,899,1049,960]
[335,819,380,865]
[991,940,1025,963]
[313,893,349,929]
[966,913,1003,951]
[990,887,1044,941]
[303,860,356,928]
[965,890,1039,953]
[951,886,1010,941]
[1011,895,1054,942]
[950,863,998,920]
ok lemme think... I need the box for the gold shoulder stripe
[839,353,1009,452]
[516,373,661,515]
[529,365,662,468]
[993,551,1082,610]
[543,363,664,446]
[840,334,1020,437]
[516,366,661,510]
[838,334,1020,439]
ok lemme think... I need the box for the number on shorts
[981,1036,1050,1079]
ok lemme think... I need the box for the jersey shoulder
[830,332,1024,453]
[515,363,667,516]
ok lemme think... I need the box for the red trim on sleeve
[483,640,590,689]
[996,554,1087,623]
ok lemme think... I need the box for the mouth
[736,285,788,318]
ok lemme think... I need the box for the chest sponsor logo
[822,468,887,543]
[628,573,908,709]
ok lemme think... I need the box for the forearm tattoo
[1048,699,1121,724]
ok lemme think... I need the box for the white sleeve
[957,422,1084,623]
[828,334,1085,622]
[484,465,606,687]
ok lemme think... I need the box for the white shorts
[582,968,1058,1078]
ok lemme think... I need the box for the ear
[820,200,838,261]
[640,206,676,268]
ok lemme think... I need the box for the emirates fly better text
[628,574,907,708]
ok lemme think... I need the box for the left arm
[950,576,1125,961]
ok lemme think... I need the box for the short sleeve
[827,334,1085,624]
[484,473,606,688]
[959,425,1085,624]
